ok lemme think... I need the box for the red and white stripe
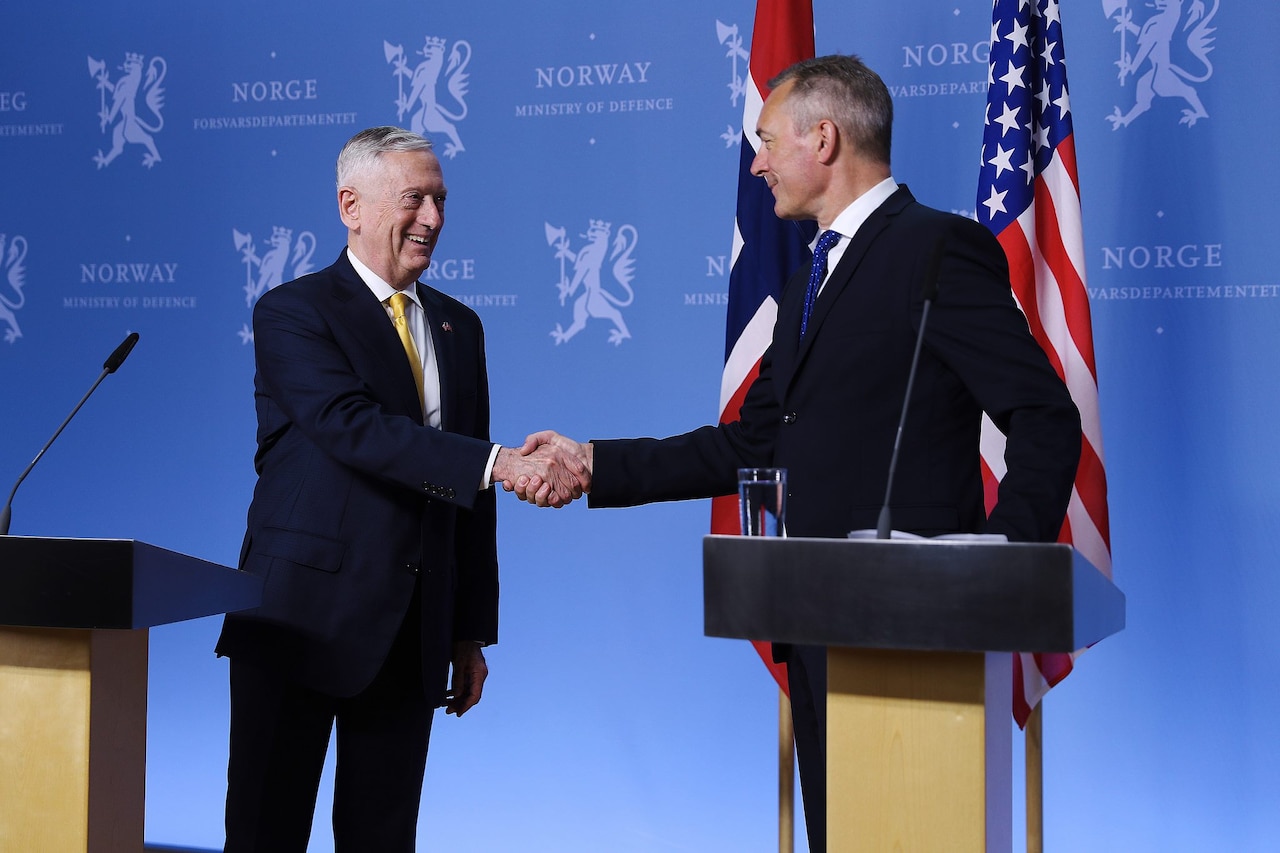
[982,131,1112,723]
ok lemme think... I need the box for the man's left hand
[445,641,488,717]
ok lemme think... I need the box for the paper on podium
[847,529,1009,543]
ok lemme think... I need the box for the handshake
[491,431,592,508]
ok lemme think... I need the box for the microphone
[0,332,140,536]
[104,331,139,373]
[875,239,945,540]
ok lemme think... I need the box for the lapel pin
[441,321,453,333]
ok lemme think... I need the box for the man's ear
[814,118,839,165]
[337,187,360,229]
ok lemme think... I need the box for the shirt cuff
[481,443,502,490]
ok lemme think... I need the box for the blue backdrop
[2,1,1275,850]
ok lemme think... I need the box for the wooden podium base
[827,648,1012,853]
[0,626,148,853]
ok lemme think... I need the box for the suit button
[782,412,797,424]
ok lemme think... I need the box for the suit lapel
[789,188,914,381]
[417,283,455,431]
[327,252,426,422]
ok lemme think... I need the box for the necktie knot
[389,291,411,323]
[801,230,841,338]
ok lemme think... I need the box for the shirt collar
[810,177,899,249]
[346,248,423,310]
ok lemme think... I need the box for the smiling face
[750,80,826,223]
[339,149,446,290]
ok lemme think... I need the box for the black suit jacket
[589,186,1081,543]
[216,250,499,700]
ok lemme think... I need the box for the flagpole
[1025,702,1044,853]
[778,689,794,853]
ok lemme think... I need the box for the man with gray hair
[217,126,587,851]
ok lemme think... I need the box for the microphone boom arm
[874,240,945,540]
[0,332,139,536]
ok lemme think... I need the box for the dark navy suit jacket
[589,186,1081,544]
[217,250,498,701]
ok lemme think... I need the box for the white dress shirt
[811,177,899,296]
[347,249,500,488]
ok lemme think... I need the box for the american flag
[711,0,815,692]
[977,0,1112,726]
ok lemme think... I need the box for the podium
[702,535,1125,852]
[0,536,262,853]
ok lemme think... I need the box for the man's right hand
[491,438,590,508]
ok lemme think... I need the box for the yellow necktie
[388,292,425,412]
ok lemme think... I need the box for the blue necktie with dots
[801,229,841,339]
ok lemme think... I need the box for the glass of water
[738,467,787,537]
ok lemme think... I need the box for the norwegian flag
[977,0,1112,726]
[710,0,815,692]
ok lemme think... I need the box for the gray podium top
[703,535,1124,653]
[0,536,261,630]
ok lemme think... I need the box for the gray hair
[769,55,893,166]
[335,126,434,188]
